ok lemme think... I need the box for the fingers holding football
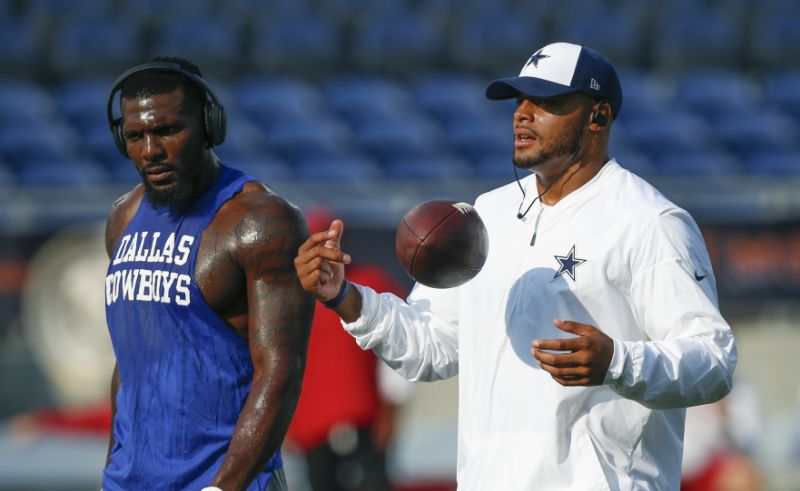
[531,319,615,386]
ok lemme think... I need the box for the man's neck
[536,156,608,206]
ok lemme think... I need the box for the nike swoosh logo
[694,272,706,281]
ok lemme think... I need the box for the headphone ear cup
[111,118,129,157]
[591,109,607,127]
[203,101,227,147]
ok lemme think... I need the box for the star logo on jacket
[524,49,549,69]
[553,245,587,281]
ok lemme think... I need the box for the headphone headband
[107,61,227,157]
[106,61,222,126]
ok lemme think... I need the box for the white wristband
[201,487,224,491]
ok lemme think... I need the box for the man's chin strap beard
[512,128,584,219]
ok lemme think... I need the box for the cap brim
[485,76,579,100]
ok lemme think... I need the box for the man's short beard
[513,125,583,170]
[139,167,201,211]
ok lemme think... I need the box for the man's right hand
[294,219,351,302]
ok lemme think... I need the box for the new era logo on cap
[485,42,623,117]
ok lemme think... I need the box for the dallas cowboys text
[105,232,194,306]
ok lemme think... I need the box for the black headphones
[107,61,227,158]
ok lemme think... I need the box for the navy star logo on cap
[524,49,549,69]
[553,245,587,281]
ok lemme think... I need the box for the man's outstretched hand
[294,219,351,302]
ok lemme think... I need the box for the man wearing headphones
[102,57,313,490]
[295,42,738,489]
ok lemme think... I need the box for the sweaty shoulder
[218,181,308,264]
[105,185,144,257]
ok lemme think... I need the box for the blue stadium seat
[351,12,444,73]
[609,144,657,177]
[653,9,743,71]
[762,70,800,124]
[220,0,312,22]
[613,70,672,124]
[742,149,800,175]
[249,14,340,75]
[235,76,327,130]
[293,154,385,182]
[651,150,741,177]
[49,19,142,77]
[84,125,123,166]
[265,120,354,164]
[150,20,241,78]
[318,0,404,23]
[0,159,16,187]
[0,19,45,77]
[553,12,645,68]
[471,151,515,180]
[445,117,509,164]
[106,157,140,185]
[118,0,215,24]
[57,78,111,131]
[0,124,76,169]
[214,114,270,161]
[383,154,474,180]
[412,73,496,127]
[355,119,443,164]
[749,8,800,69]
[624,112,717,162]
[30,0,113,17]
[223,156,294,183]
[0,81,56,130]
[449,12,543,73]
[323,74,415,129]
[713,111,798,161]
[16,158,110,188]
[674,70,761,123]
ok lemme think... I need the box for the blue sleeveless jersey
[103,165,282,490]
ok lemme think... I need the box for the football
[395,199,489,288]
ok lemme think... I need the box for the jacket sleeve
[604,209,737,409]
[341,282,460,382]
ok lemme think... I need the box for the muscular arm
[212,193,314,490]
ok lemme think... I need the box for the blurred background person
[681,378,764,491]
[284,208,413,491]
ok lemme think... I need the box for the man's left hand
[531,320,614,386]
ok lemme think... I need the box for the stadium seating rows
[0,67,798,187]
[0,0,798,79]
[0,0,798,188]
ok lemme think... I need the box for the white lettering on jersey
[105,268,191,306]
[175,274,191,306]
[110,232,194,265]
[112,235,131,265]
[122,233,138,263]
[162,233,175,264]
[174,235,194,266]
[146,232,163,263]
[134,231,150,261]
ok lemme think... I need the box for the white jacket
[343,161,737,490]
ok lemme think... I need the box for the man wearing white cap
[294,42,737,490]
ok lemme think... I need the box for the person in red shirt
[286,209,411,491]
